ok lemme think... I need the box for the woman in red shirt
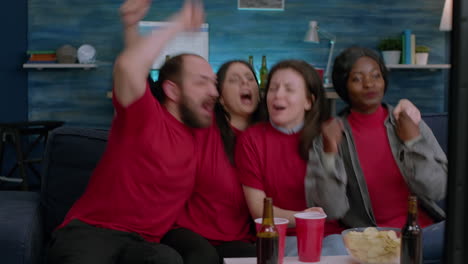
[308,46,447,262]
[162,60,265,264]
[235,60,333,256]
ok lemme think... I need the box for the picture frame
[238,0,284,11]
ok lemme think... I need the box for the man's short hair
[150,53,203,103]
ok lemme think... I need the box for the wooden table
[224,256,357,264]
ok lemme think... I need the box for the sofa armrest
[40,127,108,238]
[0,191,43,264]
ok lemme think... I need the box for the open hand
[120,0,152,28]
[321,118,344,153]
[171,0,205,32]
[395,110,421,142]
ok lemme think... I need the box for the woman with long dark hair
[162,60,265,264]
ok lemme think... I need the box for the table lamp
[304,20,336,86]
[440,0,452,31]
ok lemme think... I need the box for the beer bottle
[259,55,268,98]
[257,197,279,264]
[248,55,254,67]
[400,195,423,264]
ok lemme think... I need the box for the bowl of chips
[342,227,401,264]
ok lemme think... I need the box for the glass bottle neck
[406,196,418,223]
[262,198,274,226]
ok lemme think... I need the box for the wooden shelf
[23,63,97,70]
[106,90,340,100]
[386,64,451,70]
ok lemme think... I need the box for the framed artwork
[238,0,284,11]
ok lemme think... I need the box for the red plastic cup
[294,212,327,262]
[255,217,289,264]
[315,68,324,81]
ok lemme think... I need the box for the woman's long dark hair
[215,60,266,164]
[264,60,330,160]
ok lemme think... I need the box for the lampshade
[440,0,452,31]
[304,21,320,43]
[303,20,336,85]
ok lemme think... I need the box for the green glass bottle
[259,55,268,98]
[248,55,254,67]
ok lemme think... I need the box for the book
[401,35,406,64]
[403,29,412,64]
[27,50,56,55]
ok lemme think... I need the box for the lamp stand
[323,39,335,86]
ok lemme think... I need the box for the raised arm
[305,118,350,219]
[120,0,151,48]
[113,0,204,107]
[395,110,447,201]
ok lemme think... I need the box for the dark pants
[46,220,183,264]
[161,228,256,264]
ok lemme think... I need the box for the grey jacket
[305,104,447,227]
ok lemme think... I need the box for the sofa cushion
[0,191,42,264]
[40,127,108,238]
[422,113,448,154]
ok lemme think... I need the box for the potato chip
[343,227,401,264]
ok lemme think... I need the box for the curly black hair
[332,46,389,105]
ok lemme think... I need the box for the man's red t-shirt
[348,105,433,228]
[176,121,254,244]
[59,86,197,242]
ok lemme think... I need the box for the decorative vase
[381,50,401,65]
[416,53,429,65]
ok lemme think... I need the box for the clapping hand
[394,99,421,125]
[395,110,421,142]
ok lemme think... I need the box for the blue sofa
[0,127,108,264]
[0,113,448,264]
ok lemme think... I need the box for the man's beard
[179,95,211,128]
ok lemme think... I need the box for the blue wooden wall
[1,1,28,123]
[27,0,449,128]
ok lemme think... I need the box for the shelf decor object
[238,0,284,11]
[77,44,96,64]
[415,45,430,65]
[56,44,77,64]
[378,37,403,65]
[304,20,336,86]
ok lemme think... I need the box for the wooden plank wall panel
[28,0,448,127]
